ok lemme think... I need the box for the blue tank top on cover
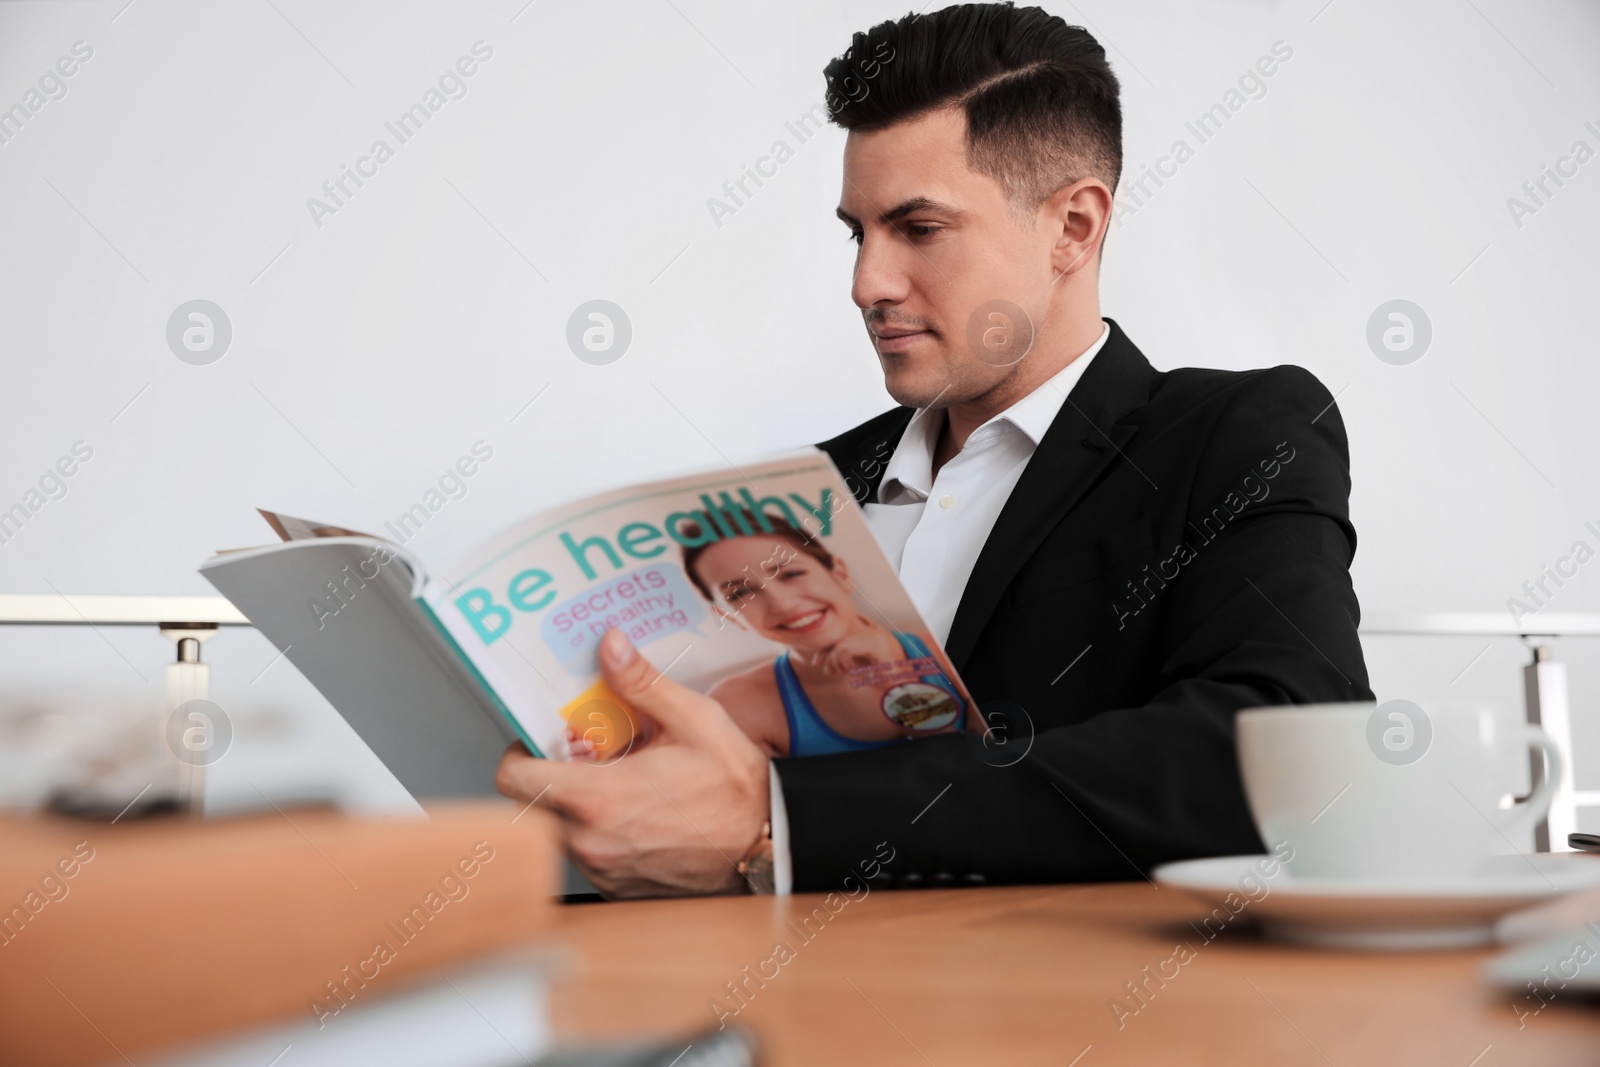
[773,631,966,757]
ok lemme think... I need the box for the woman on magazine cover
[671,508,970,757]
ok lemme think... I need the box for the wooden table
[548,883,1600,1066]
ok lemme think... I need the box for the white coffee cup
[1236,701,1563,881]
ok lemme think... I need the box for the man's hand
[495,628,771,898]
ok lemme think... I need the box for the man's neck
[931,310,1104,476]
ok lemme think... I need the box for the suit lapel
[822,406,915,505]
[943,319,1158,671]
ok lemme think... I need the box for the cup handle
[1496,723,1565,839]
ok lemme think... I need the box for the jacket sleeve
[774,367,1372,890]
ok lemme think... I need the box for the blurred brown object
[0,801,558,1067]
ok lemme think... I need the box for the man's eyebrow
[835,196,963,227]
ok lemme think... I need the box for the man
[496,3,1371,896]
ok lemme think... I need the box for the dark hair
[680,508,835,603]
[824,3,1122,217]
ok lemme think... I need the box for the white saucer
[1152,853,1600,950]
[1484,924,1600,992]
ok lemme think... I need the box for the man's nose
[851,231,914,311]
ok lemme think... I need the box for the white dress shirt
[864,321,1111,643]
[768,321,1112,894]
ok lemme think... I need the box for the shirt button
[939,494,957,510]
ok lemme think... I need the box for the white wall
[1,0,1597,815]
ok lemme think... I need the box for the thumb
[597,628,721,743]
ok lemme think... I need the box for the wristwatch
[737,820,776,894]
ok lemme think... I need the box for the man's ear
[1043,177,1112,281]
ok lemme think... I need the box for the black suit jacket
[779,318,1372,890]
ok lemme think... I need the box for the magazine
[201,450,976,796]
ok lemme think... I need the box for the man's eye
[847,230,863,245]
[905,224,940,238]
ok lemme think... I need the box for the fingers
[810,645,846,675]
[565,726,600,763]
[597,628,723,743]
[809,638,886,676]
[494,742,587,816]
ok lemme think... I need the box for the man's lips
[872,327,933,353]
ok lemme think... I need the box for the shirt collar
[879,320,1112,503]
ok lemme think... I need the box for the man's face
[837,107,1057,410]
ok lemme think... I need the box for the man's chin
[882,363,959,410]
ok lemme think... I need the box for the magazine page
[425,449,978,761]
[256,508,379,543]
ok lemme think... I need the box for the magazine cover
[418,450,978,761]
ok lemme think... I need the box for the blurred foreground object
[149,955,555,1067]
[0,801,558,1066]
